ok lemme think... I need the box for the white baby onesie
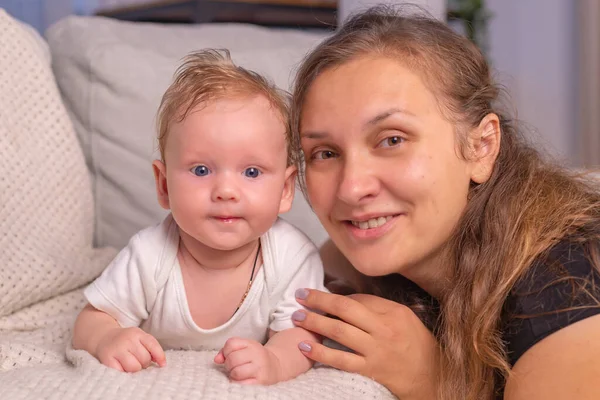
[84,214,327,350]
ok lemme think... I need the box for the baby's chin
[181,227,256,250]
[198,238,257,252]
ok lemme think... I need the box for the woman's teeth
[351,216,393,230]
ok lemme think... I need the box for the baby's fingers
[115,351,143,373]
[224,348,253,371]
[129,342,153,369]
[103,357,125,372]
[214,349,225,364]
[229,362,257,382]
[221,337,249,358]
[140,334,166,367]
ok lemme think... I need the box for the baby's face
[161,95,295,251]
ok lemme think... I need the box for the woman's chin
[349,256,399,277]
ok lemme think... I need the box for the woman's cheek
[307,166,333,195]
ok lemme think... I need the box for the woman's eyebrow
[365,108,415,127]
[300,108,415,139]
[300,131,328,139]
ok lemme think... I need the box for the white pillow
[0,10,116,317]
[47,16,329,250]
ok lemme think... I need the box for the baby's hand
[214,337,281,384]
[95,327,166,372]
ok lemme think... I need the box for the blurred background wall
[1,0,598,168]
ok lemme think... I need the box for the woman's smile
[343,213,401,240]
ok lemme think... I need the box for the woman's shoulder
[502,240,600,366]
[517,240,598,288]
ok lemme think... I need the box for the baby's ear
[278,165,297,214]
[152,160,171,210]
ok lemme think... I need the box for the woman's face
[300,56,479,286]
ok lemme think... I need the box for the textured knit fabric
[0,290,395,399]
[0,8,116,318]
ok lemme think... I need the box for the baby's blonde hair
[157,49,292,164]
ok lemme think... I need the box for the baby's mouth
[214,216,240,223]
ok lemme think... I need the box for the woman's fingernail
[295,288,309,300]
[299,342,312,352]
[292,310,306,322]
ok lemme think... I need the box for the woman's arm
[504,314,600,399]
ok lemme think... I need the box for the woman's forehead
[302,57,438,121]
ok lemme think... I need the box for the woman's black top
[372,240,600,398]
[501,240,600,366]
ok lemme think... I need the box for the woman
[288,6,600,399]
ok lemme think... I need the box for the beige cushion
[0,10,116,317]
[47,16,329,250]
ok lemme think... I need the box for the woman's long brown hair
[291,6,600,399]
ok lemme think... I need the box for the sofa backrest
[47,16,330,250]
[0,10,117,316]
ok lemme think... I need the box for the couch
[0,10,395,399]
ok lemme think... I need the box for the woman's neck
[401,247,452,299]
[178,228,259,271]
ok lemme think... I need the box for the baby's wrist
[91,326,121,357]
[263,347,284,383]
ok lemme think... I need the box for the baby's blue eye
[192,165,210,176]
[244,167,261,178]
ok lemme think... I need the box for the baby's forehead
[170,102,286,141]
[185,94,283,122]
[163,94,291,159]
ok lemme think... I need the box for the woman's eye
[192,165,210,176]
[244,167,261,178]
[311,150,338,160]
[379,136,404,148]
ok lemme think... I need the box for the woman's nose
[336,156,380,205]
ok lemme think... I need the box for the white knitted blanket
[0,289,394,400]
[0,9,394,399]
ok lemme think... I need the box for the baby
[72,50,327,385]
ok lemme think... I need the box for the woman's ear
[278,165,297,214]
[152,160,171,210]
[469,113,501,184]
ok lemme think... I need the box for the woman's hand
[292,289,439,400]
